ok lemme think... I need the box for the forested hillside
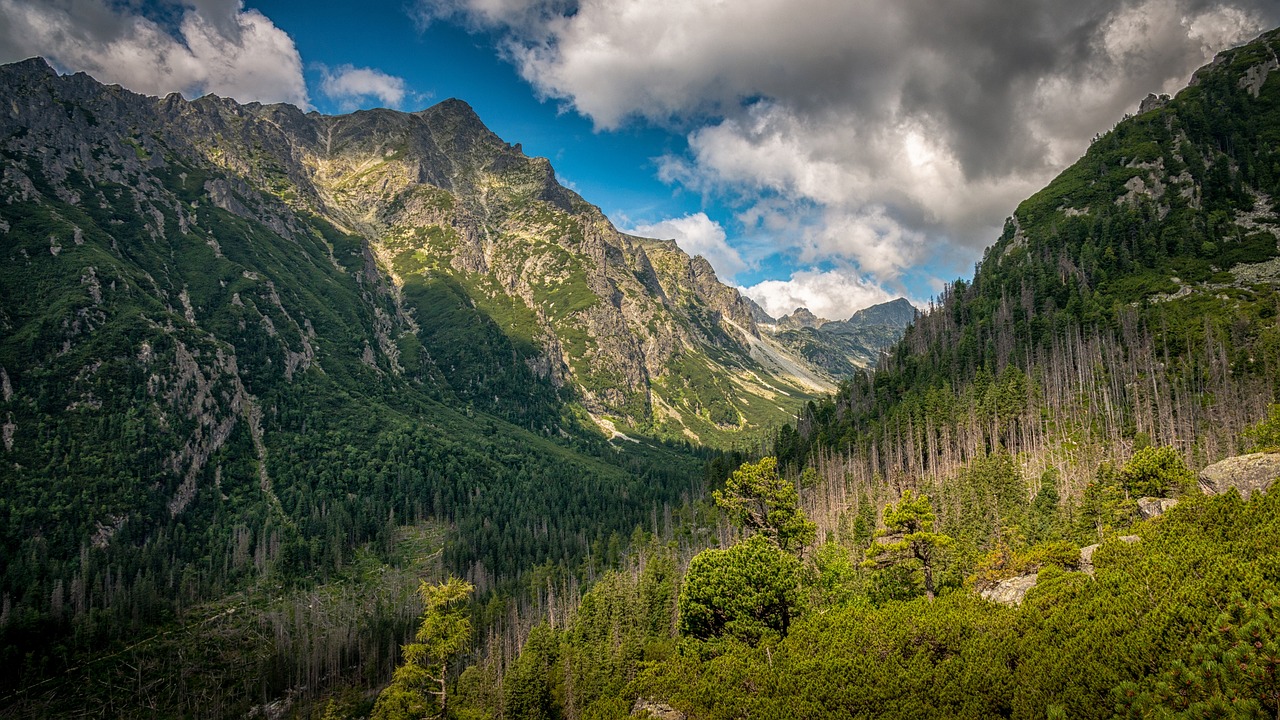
[4,20,1280,720]
[778,27,1280,542]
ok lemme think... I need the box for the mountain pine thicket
[0,23,1279,720]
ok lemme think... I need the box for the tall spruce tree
[373,577,474,720]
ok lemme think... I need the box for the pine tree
[713,457,817,554]
[863,490,953,601]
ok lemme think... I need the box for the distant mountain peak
[844,298,916,328]
[777,307,827,330]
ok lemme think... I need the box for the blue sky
[3,0,1278,319]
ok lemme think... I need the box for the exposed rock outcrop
[1137,496,1179,519]
[1198,453,1280,500]
[631,698,686,720]
[777,307,826,330]
[980,573,1039,606]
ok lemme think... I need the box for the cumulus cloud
[0,0,309,107]
[628,212,747,281]
[740,268,900,322]
[416,0,1278,295]
[320,64,408,110]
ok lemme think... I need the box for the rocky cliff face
[0,58,829,451]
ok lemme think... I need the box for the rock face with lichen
[1198,452,1280,500]
[979,573,1039,606]
[631,698,687,719]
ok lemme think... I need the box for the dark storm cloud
[0,0,309,106]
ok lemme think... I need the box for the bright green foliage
[641,593,1019,720]
[626,486,1280,720]
[1120,445,1196,497]
[678,534,803,643]
[373,577,474,720]
[970,540,1079,590]
[863,490,953,600]
[712,457,817,554]
[1243,404,1280,452]
[1118,592,1280,718]
[810,541,860,606]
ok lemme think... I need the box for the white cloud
[320,64,408,110]
[419,0,1276,288]
[740,268,899,322]
[0,0,309,107]
[629,212,747,281]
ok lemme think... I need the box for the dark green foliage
[0,71,714,714]
[1076,463,1141,542]
[678,535,802,643]
[1117,592,1280,718]
[503,625,561,720]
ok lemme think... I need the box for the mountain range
[764,298,918,376]
[2,21,1280,719]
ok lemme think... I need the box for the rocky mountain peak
[4,55,55,77]
[843,298,916,329]
[778,307,826,330]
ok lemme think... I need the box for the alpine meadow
[1,9,1280,720]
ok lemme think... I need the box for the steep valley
[3,21,1280,720]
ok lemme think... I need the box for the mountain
[833,296,917,330]
[763,298,917,376]
[0,56,833,712]
[776,306,826,330]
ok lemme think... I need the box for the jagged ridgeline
[0,56,840,711]
[763,298,918,377]
[784,28,1280,527]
